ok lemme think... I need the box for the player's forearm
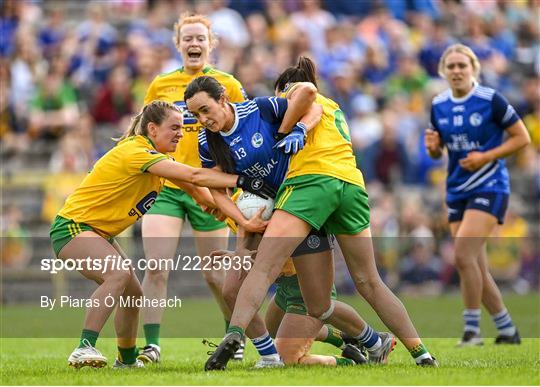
[191,168,238,188]
[299,103,322,132]
[152,160,238,189]
[277,84,317,134]
[210,189,249,228]
[482,122,531,162]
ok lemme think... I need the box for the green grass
[1,294,539,385]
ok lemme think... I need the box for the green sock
[409,343,429,360]
[334,356,355,366]
[118,346,138,365]
[323,325,345,348]
[226,325,245,338]
[225,320,230,332]
[78,329,99,348]
[143,323,160,347]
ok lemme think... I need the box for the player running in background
[425,43,530,346]
[202,57,438,370]
[50,100,274,369]
[139,13,247,364]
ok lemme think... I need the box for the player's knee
[275,339,303,365]
[307,300,335,321]
[350,273,381,296]
[145,266,170,286]
[106,269,132,289]
[128,277,144,298]
[454,252,474,271]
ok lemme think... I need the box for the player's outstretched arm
[147,159,277,198]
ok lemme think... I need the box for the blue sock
[355,324,381,351]
[463,309,481,333]
[492,308,516,336]
[252,332,278,357]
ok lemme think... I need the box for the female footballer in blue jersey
[425,44,530,346]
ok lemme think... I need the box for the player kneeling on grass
[49,101,276,369]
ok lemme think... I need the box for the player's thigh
[193,228,230,257]
[141,214,183,273]
[336,227,380,282]
[58,231,130,284]
[454,209,498,258]
[275,313,321,363]
[294,250,334,314]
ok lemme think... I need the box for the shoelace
[80,338,100,355]
[202,339,219,356]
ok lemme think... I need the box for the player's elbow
[296,83,317,103]
[520,131,531,148]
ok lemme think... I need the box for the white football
[236,191,274,221]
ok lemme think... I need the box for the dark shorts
[291,229,334,257]
[447,192,509,225]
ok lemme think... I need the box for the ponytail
[274,56,318,93]
[115,100,182,141]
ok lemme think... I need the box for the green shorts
[274,274,337,316]
[49,215,113,257]
[275,174,370,235]
[146,186,226,231]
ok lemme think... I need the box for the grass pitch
[1,294,539,385]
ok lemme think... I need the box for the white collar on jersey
[449,81,479,103]
[220,103,239,137]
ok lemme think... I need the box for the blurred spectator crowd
[1,0,539,294]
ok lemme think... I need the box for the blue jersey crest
[430,84,519,201]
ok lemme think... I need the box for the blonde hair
[173,12,217,52]
[116,100,182,141]
[438,43,481,79]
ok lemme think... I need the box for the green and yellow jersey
[144,65,246,189]
[280,83,365,188]
[58,135,167,238]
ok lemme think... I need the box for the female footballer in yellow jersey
[206,58,438,370]
[139,13,247,363]
[50,100,273,369]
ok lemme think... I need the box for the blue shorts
[447,192,509,225]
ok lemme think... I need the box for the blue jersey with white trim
[430,84,520,201]
[198,97,290,189]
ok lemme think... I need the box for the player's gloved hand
[273,122,307,155]
[236,175,277,200]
